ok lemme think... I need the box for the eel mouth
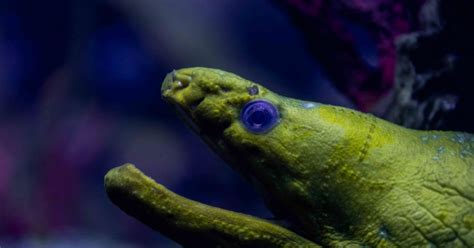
[160,68,269,200]
[161,69,237,166]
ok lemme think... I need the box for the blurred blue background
[0,0,364,247]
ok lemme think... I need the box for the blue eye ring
[240,99,280,134]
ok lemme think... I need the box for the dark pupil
[249,109,268,125]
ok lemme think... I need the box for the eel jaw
[161,69,243,172]
[104,164,320,247]
[161,70,202,134]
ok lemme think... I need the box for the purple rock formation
[272,0,426,111]
[383,0,474,131]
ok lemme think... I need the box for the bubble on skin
[421,134,440,143]
[460,148,473,158]
[302,102,317,109]
[460,138,473,158]
[378,226,390,240]
[451,133,467,144]
[433,146,446,161]
[437,146,445,154]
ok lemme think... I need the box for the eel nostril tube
[161,72,175,95]
[171,69,177,81]
[172,71,192,89]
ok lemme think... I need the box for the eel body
[106,67,474,247]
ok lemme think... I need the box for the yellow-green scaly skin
[105,67,474,247]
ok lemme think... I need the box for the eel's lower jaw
[162,88,203,136]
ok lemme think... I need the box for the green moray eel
[105,67,474,247]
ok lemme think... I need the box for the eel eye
[240,100,279,134]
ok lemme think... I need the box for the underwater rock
[383,0,474,132]
[271,0,426,110]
